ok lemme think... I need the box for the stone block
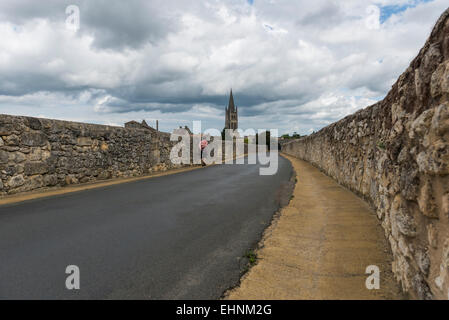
[417,178,438,218]
[0,150,8,164]
[21,131,47,147]
[7,174,25,188]
[24,161,48,175]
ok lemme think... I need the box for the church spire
[228,89,236,112]
[225,89,238,130]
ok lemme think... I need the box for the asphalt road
[0,155,292,299]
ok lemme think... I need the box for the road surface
[0,156,292,299]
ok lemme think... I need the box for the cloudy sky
[0,0,447,135]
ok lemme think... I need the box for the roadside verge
[225,154,404,300]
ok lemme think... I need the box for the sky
[0,0,447,135]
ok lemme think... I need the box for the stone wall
[282,9,449,300]
[0,115,184,195]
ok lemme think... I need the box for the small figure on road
[200,139,208,166]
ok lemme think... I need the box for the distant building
[172,125,193,136]
[225,89,238,130]
[125,120,156,132]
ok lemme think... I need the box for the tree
[280,132,301,140]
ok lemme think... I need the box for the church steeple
[225,89,238,130]
[228,89,236,112]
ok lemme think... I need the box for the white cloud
[0,0,447,135]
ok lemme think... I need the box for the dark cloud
[0,0,178,50]
[0,0,70,23]
[80,0,179,50]
[296,1,346,27]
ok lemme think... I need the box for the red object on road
[200,140,208,150]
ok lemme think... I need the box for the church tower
[225,89,238,130]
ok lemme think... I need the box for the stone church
[225,89,238,130]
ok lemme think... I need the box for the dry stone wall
[0,115,184,195]
[283,9,449,300]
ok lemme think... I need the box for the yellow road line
[0,166,202,206]
[0,153,251,206]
